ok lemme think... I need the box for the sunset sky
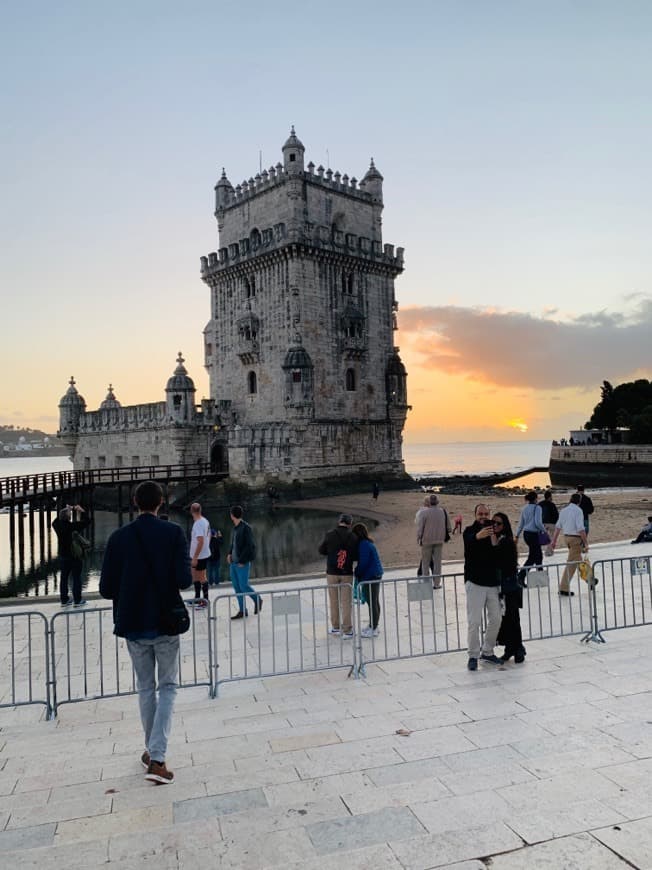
[1,1,650,442]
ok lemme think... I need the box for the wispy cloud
[399,296,652,389]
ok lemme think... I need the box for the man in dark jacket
[463,504,502,671]
[576,485,594,534]
[318,514,358,637]
[100,480,191,785]
[227,505,262,619]
[52,504,91,607]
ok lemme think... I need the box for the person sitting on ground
[632,517,652,545]
[352,522,384,638]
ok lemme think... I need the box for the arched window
[247,371,257,394]
[245,276,256,298]
[345,369,356,392]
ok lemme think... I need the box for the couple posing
[464,504,525,671]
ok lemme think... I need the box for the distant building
[58,129,410,485]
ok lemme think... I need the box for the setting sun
[509,419,529,433]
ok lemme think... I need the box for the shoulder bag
[133,523,190,636]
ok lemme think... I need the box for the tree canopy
[585,379,652,442]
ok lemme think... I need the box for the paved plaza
[1,540,652,867]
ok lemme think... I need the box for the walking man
[318,514,358,637]
[100,480,192,784]
[415,494,451,588]
[576,485,594,535]
[189,502,211,608]
[550,493,588,596]
[227,505,261,619]
[52,504,91,608]
[463,504,503,670]
[540,490,559,542]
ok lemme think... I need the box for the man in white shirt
[190,502,211,608]
[550,493,588,596]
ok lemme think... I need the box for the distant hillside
[0,426,68,456]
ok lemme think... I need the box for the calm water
[402,440,551,477]
[0,443,553,598]
[0,506,354,600]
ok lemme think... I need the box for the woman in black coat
[492,511,526,664]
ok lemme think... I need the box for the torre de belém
[58,129,410,486]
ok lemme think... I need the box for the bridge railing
[0,462,225,502]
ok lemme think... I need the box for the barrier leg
[581,568,606,645]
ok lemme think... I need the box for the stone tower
[200,129,410,483]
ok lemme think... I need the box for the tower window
[173,395,181,407]
[345,369,356,391]
[245,277,256,298]
[289,153,296,162]
[292,370,302,383]
[248,371,257,394]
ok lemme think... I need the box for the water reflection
[0,507,374,599]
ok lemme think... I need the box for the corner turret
[214,168,234,215]
[57,376,87,456]
[360,158,383,203]
[165,352,196,423]
[99,384,121,410]
[282,125,305,174]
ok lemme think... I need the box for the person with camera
[463,504,503,671]
[52,503,91,608]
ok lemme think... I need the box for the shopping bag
[527,569,549,588]
[578,555,598,588]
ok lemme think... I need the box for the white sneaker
[360,627,379,638]
[342,630,354,638]
[329,628,341,635]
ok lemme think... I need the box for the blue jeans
[59,556,83,604]
[127,636,179,763]
[207,559,221,585]
[229,562,259,614]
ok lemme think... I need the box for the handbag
[133,524,190,636]
[527,569,549,588]
[578,555,598,588]
[71,530,92,560]
[538,531,551,546]
[499,571,523,595]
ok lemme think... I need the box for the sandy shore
[291,488,652,573]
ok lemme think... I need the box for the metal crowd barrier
[586,555,652,642]
[353,562,597,673]
[211,582,355,696]
[2,553,651,718]
[50,604,213,716]
[0,611,50,716]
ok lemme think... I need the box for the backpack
[71,530,92,561]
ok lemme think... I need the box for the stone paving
[1,540,652,867]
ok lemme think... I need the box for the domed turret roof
[166,352,196,392]
[362,157,383,182]
[100,384,121,410]
[59,376,86,409]
[283,345,313,369]
[214,167,234,190]
[282,125,305,151]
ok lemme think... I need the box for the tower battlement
[201,128,410,485]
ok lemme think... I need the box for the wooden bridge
[0,463,227,565]
[0,462,225,507]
